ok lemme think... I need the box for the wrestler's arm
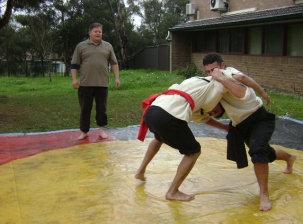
[205,117,229,132]
[232,73,270,105]
[211,69,246,98]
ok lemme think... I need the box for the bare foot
[165,190,195,201]
[78,132,88,140]
[134,172,146,181]
[284,154,296,174]
[99,129,108,139]
[259,194,272,211]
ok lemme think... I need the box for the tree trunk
[41,57,45,77]
[116,0,129,69]
[63,45,70,77]
[0,0,13,30]
[106,0,129,69]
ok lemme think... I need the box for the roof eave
[168,14,303,32]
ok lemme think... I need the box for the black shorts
[144,106,201,155]
[237,106,277,163]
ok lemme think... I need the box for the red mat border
[0,129,117,165]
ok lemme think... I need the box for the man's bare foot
[99,129,108,139]
[165,190,195,201]
[259,194,272,211]
[134,172,146,181]
[284,154,296,174]
[78,132,88,140]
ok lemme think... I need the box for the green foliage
[176,63,203,79]
[137,0,188,45]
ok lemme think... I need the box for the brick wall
[171,1,303,93]
[192,53,303,93]
[170,32,193,71]
[171,39,303,93]
[192,0,295,20]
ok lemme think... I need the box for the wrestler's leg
[274,148,296,174]
[165,151,201,201]
[254,162,272,211]
[135,139,163,181]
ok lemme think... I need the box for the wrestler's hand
[209,68,225,82]
[260,91,270,105]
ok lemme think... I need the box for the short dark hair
[203,52,223,66]
[89,23,103,32]
[214,103,226,118]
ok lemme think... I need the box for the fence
[128,45,170,71]
[0,60,65,77]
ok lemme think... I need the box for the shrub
[176,63,202,79]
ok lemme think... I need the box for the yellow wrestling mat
[1,137,302,223]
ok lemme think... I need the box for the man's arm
[232,73,270,105]
[211,69,246,98]
[111,63,120,88]
[71,68,79,89]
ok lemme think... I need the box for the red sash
[137,89,195,141]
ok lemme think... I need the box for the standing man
[135,74,247,201]
[71,23,120,140]
[202,52,296,211]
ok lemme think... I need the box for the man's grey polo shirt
[71,39,118,87]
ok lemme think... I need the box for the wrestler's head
[203,52,226,75]
[208,103,225,118]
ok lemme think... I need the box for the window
[194,32,204,52]
[191,22,303,56]
[215,29,244,53]
[192,31,215,52]
[229,28,244,53]
[218,30,228,53]
[263,25,283,55]
[205,30,216,52]
[287,24,303,56]
[248,27,262,54]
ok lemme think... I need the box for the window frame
[191,22,303,57]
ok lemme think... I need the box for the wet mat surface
[0,129,116,165]
[0,135,302,224]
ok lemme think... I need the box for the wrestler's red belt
[137,89,195,141]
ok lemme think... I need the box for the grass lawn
[0,69,302,134]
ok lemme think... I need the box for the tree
[106,0,129,69]
[0,0,47,29]
[127,0,187,46]
[1,0,188,77]
[9,27,36,77]
[53,0,87,76]
[0,25,16,75]
[15,7,58,77]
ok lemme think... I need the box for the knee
[193,151,201,159]
[251,153,269,164]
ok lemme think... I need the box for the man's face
[89,27,102,44]
[204,62,225,76]
[207,103,225,118]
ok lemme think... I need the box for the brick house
[168,0,303,93]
